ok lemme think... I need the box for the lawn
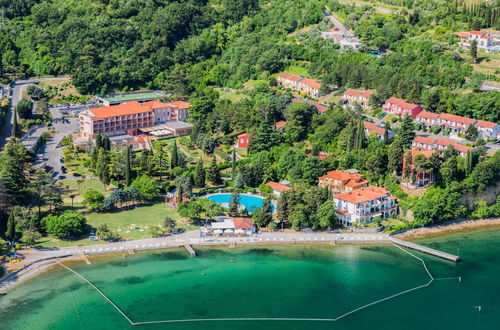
[243,79,266,90]
[60,179,111,204]
[36,203,195,248]
[284,64,310,77]
[63,148,94,176]
[219,90,249,102]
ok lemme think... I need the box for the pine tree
[194,161,205,188]
[102,135,111,151]
[125,146,132,186]
[234,172,244,189]
[171,142,179,168]
[5,210,16,242]
[96,149,110,186]
[95,134,103,150]
[207,157,221,185]
[399,115,416,149]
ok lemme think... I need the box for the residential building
[277,73,303,90]
[233,218,256,235]
[237,133,250,149]
[402,149,437,187]
[454,30,500,53]
[275,120,287,132]
[204,217,255,235]
[79,100,192,141]
[475,120,500,140]
[415,111,440,129]
[266,182,291,197]
[342,89,372,108]
[333,186,397,226]
[383,97,423,118]
[363,121,394,141]
[292,98,328,113]
[436,113,476,136]
[339,38,363,51]
[318,170,368,196]
[298,78,321,98]
[411,136,473,157]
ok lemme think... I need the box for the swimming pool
[206,193,275,213]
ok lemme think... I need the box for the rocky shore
[394,218,500,240]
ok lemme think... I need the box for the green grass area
[219,90,249,102]
[63,148,94,176]
[36,203,194,248]
[243,79,267,90]
[284,64,310,77]
[60,178,109,195]
[100,91,164,103]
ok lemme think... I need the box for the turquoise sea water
[1,229,500,330]
[207,194,276,213]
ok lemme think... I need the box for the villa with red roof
[363,121,393,141]
[342,89,372,108]
[402,149,438,187]
[454,30,499,53]
[475,120,500,140]
[266,182,291,197]
[333,186,397,226]
[383,97,423,118]
[277,73,323,98]
[436,113,476,135]
[318,170,368,196]
[415,111,440,129]
[276,73,303,90]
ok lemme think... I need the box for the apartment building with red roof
[436,113,476,135]
[415,111,440,129]
[475,120,500,140]
[266,182,291,197]
[298,78,322,98]
[277,73,323,98]
[342,89,372,108]
[333,186,397,226]
[454,30,499,52]
[318,170,368,196]
[411,136,473,157]
[383,97,423,118]
[276,73,303,90]
[363,121,394,141]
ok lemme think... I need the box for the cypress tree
[231,149,236,178]
[194,160,205,188]
[95,134,103,150]
[96,149,110,186]
[171,142,179,168]
[125,146,132,186]
[356,120,366,149]
[465,150,474,176]
[383,123,390,145]
[102,135,110,151]
[207,157,221,185]
[470,39,478,64]
[5,210,16,242]
[11,108,18,138]
[177,185,183,203]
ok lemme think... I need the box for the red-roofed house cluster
[412,136,473,157]
[277,73,323,98]
[342,89,372,108]
[454,30,500,53]
[79,100,192,141]
[318,169,369,196]
[402,149,438,187]
[415,111,500,140]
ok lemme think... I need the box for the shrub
[43,211,87,239]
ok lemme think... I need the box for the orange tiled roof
[335,186,390,204]
[416,111,439,120]
[278,72,302,81]
[476,120,497,129]
[144,100,171,109]
[413,136,437,145]
[470,30,484,35]
[276,120,287,128]
[344,89,372,98]
[266,182,291,192]
[301,78,321,89]
[363,121,385,136]
[337,209,350,216]
[435,139,473,153]
[170,101,192,109]
[454,32,469,38]
[407,149,437,158]
[385,97,419,110]
[438,113,475,125]
[238,133,250,139]
[233,218,254,230]
[89,101,152,119]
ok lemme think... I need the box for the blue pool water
[207,194,275,213]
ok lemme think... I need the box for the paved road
[324,10,353,37]
[0,77,72,151]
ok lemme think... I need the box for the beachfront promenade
[0,231,457,293]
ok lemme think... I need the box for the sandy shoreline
[394,218,500,240]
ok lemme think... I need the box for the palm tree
[69,194,77,208]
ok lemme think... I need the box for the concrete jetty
[391,238,459,262]
[184,244,196,257]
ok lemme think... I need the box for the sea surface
[1,229,499,330]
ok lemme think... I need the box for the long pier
[391,238,459,262]
[184,244,196,257]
